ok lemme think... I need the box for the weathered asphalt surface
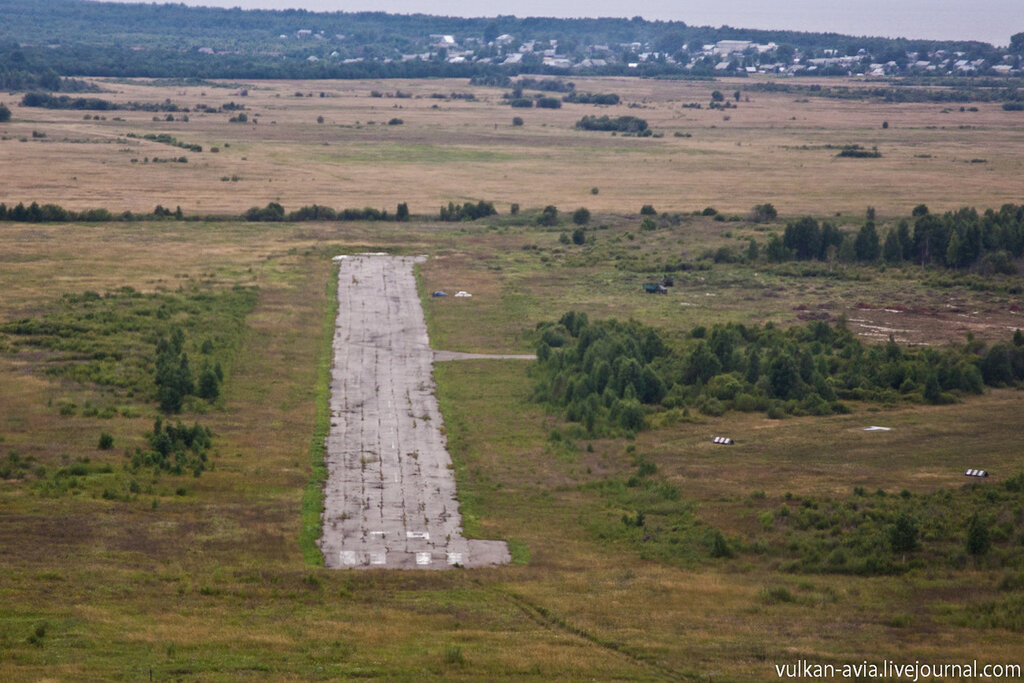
[320,254,511,570]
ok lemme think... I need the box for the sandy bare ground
[319,254,510,569]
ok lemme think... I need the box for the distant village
[253,30,1024,77]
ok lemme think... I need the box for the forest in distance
[1,0,1024,84]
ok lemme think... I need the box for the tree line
[766,204,1024,273]
[533,311,1024,434]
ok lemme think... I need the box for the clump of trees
[516,78,574,93]
[244,202,402,222]
[767,204,1024,271]
[836,144,881,158]
[128,132,202,153]
[21,92,118,110]
[130,418,212,476]
[0,201,118,223]
[563,91,620,105]
[533,312,1019,435]
[155,326,223,412]
[439,200,496,221]
[576,115,648,133]
[537,205,559,226]
[750,203,778,222]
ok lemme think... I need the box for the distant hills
[0,0,1020,82]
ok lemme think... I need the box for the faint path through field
[319,254,510,569]
[433,350,536,361]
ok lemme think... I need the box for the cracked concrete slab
[319,254,510,570]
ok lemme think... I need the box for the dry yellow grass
[2,76,1022,217]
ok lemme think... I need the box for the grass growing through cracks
[298,259,339,566]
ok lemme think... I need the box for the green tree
[1011,32,1024,54]
[774,44,795,63]
[709,529,733,558]
[897,219,914,260]
[767,351,801,399]
[923,372,942,404]
[783,217,821,260]
[889,514,918,553]
[966,513,991,556]
[0,103,11,123]
[710,90,724,102]
[765,233,791,262]
[750,203,777,222]
[883,227,902,264]
[854,222,880,261]
[197,364,220,400]
[746,238,759,262]
[396,202,410,221]
[537,205,558,226]
[571,227,586,245]
[572,207,590,225]
[155,327,194,413]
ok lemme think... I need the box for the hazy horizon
[99,0,1021,46]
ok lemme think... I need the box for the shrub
[640,204,657,216]
[244,202,285,222]
[535,97,561,109]
[98,432,114,450]
[509,98,533,108]
[967,513,992,556]
[537,205,559,226]
[387,118,403,125]
[750,203,778,222]
[836,144,881,158]
[572,207,590,225]
[575,115,648,133]
[0,103,11,122]
[563,91,620,105]
[511,116,524,126]
[571,228,586,245]
[889,514,919,553]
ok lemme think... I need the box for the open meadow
[1,76,1023,680]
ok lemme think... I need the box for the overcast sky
[105,0,1020,46]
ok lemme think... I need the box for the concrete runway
[319,254,510,570]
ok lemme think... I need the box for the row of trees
[767,204,1024,272]
[439,200,497,221]
[243,202,409,222]
[575,115,649,133]
[533,312,1024,434]
[563,91,620,105]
